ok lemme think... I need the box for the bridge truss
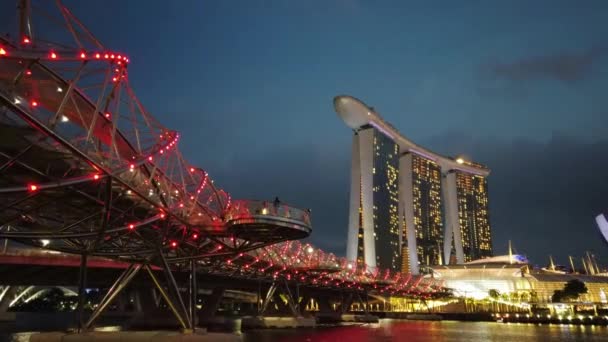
[0,0,443,332]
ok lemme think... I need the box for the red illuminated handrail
[225,199,311,226]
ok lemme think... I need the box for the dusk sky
[60,1,608,266]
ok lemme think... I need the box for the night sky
[53,1,608,266]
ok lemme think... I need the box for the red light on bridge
[26,70,32,76]
[28,184,38,191]
[104,54,109,59]
[160,212,166,219]
[31,101,38,107]
[22,37,30,44]
[148,156,153,161]
[95,53,101,59]
[128,224,135,230]
[105,113,111,118]
[170,241,178,248]
[110,54,115,59]
[93,174,100,180]
[0,47,6,56]
[50,52,57,59]
[189,168,195,172]
[192,233,199,240]
[80,52,86,59]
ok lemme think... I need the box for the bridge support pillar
[133,287,158,312]
[354,291,370,314]
[316,294,335,314]
[189,260,198,327]
[84,263,142,330]
[149,251,192,331]
[259,280,299,317]
[340,292,354,314]
[0,286,19,312]
[298,294,311,316]
[200,287,225,318]
[76,253,88,332]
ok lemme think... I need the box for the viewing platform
[224,200,312,241]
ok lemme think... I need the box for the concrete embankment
[382,312,492,321]
[28,331,241,342]
[498,313,608,326]
[315,313,379,324]
[241,316,316,329]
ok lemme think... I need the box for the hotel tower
[334,95,493,274]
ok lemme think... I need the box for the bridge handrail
[225,199,311,226]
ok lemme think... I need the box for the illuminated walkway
[0,0,442,331]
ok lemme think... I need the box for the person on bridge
[273,196,281,208]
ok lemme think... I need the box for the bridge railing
[225,199,311,226]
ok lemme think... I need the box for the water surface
[243,320,608,342]
[4,320,608,341]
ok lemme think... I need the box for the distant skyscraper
[334,95,493,274]
[347,126,401,271]
[454,172,493,261]
[409,153,444,266]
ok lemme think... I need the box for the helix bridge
[0,0,443,331]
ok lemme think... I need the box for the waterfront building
[334,95,493,274]
[455,171,493,261]
[431,255,608,304]
[347,126,401,271]
[410,153,444,266]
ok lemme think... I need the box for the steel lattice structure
[201,240,445,297]
[0,0,443,331]
[0,1,311,262]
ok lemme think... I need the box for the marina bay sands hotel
[334,95,493,275]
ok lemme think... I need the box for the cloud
[484,47,606,84]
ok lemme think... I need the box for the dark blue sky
[61,1,608,266]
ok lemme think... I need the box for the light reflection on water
[4,321,608,342]
[243,320,608,342]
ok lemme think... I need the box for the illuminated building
[334,95,493,274]
[454,172,493,261]
[431,255,608,304]
[408,153,444,267]
[346,126,401,271]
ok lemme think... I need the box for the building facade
[347,126,401,271]
[411,153,444,266]
[432,258,608,304]
[335,95,493,274]
[455,172,493,261]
